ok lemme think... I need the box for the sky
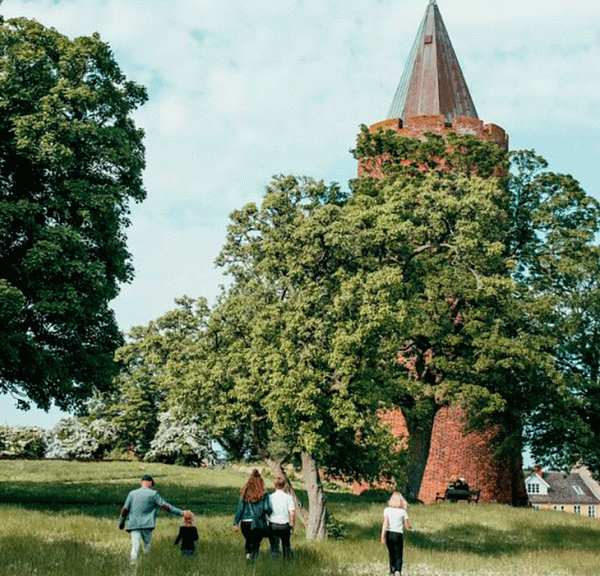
[1,0,599,428]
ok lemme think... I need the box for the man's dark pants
[269,522,292,559]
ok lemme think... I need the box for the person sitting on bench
[454,477,469,491]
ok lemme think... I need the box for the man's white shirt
[269,489,295,524]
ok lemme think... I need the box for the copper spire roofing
[387,0,478,123]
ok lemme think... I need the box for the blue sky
[1,0,599,428]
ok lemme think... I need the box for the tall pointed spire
[387,0,478,123]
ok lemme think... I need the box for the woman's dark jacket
[233,494,272,530]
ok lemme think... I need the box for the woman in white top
[381,491,411,576]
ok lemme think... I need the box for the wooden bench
[435,488,481,503]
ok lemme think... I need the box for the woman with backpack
[233,469,272,560]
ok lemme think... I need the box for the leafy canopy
[0,17,147,410]
[353,127,600,475]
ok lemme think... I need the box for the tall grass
[1,460,599,575]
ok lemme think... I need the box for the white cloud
[209,69,247,115]
[157,100,189,132]
[2,0,600,424]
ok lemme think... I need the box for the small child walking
[381,492,411,576]
[174,512,199,556]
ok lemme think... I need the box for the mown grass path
[1,460,599,575]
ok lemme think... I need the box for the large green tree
[508,152,600,477]
[348,129,533,500]
[350,128,600,490]
[180,176,399,539]
[0,16,147,410]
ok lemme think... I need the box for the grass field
[1,460,599,576]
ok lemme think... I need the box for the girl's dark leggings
[386,530,404,574]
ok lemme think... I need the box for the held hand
[233,524,239,532]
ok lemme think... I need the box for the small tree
[86,298,213,458]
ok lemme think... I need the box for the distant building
[526,465,600,518]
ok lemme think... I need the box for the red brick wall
[379,408,410,446]
[358,115,508,179]
[418,406,516,504]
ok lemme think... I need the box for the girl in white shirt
[381,491,411,576]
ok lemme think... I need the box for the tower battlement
[369,115,508,149]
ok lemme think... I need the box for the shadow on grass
[0,534,125,576]
[336,516,600,558]
[408,523,600,557]
[0,480,244,518]
[193,538,334,576]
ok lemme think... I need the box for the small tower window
[424,35,433,44]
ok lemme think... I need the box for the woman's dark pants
[386,530,404,574]
[240,521,264,560]
[269,522,292,559]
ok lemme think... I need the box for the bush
[324,512,348,540]
[0,425,47,458]
[144,411,214,467]
[45,418,102,459]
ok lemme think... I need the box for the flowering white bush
[144,411,214,467]
[45,418,101,459]
[86,417,122,451]
[0,425,47,458]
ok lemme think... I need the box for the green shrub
[325,512,348,539]
[0,425,47,458]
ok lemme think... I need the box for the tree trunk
[511,452,529,507]
[506,427,529,507]
[301,450,327,540]
[265,457,308,527]
[404,408,436,501]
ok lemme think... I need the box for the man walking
[119,474,191,563]
[268,477,296,559]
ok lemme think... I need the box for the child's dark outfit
[174,525,199,556]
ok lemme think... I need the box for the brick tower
[362,1,525,505]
